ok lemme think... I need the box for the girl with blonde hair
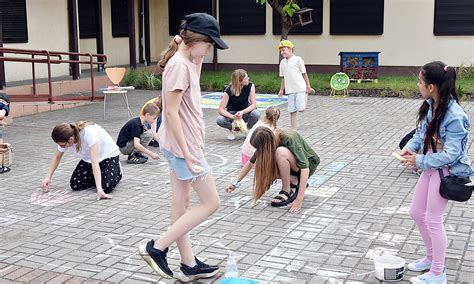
[216,69,260,140]
[227,126,319,213]
[41,121,121,200]
[241,106,281,166]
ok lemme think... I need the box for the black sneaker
[127,152,147,164]
[138,240,173,279]
[137,152,149,160]
[176,257,219,282]
[148,140,160,147]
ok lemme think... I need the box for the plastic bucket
[374,255,405,281]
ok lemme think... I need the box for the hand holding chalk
[392,152,407,162]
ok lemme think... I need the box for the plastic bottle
[225,251,239,278]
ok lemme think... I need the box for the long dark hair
[416,61,459,153]
[249,127,280,201]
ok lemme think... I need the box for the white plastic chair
[102,67,134,119]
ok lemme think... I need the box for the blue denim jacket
[405,97,473,177]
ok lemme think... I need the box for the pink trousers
[409,166,449,274]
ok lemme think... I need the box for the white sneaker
[226,131,235,140]
[410,271,447,284]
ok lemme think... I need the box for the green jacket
[250,129,320,176]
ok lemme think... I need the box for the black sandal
[271,184,298,207]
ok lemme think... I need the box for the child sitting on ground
[241,106,281,166]
[116,103,160,164]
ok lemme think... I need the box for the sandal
[271,184,298,207]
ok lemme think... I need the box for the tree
[258,0,301,40]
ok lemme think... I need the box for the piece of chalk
[192,164,205,172]
[392,152,406,161]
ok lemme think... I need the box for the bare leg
[154,174,220,265]
[290,112,297,129]
[168,171,194,265]
[273,146,299,203]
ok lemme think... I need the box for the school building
[0,0,472,84]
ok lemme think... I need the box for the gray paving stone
[1,93,473,283]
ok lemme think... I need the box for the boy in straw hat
[277,40,313,129]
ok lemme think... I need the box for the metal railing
[0,47,107,103]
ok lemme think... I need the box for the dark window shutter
[0,0,28,43]
[79,0,97,39]
[219,0,265,35]
[330,0,384,35]
[111,0,128,37]
[434,0,474,35]
[273,0,323,35]
[168,0,213,36]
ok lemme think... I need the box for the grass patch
[124,67,474,98]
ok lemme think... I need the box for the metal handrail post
[31,54,36,96]
[45,51,53,103]
[88,54,95,101]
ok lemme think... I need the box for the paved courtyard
[0,91,472,283]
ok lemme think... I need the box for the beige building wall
[217,0,474,67]
[4,0,71,82]
[80,0,140,70]
[149,1,216,65]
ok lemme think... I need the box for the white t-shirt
[57,124,120,163]
[279,55,307,94]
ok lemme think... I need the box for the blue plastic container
[219,277,260,284]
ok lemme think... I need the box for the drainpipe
[212,0,218,71]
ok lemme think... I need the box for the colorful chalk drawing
[201,92,288,110]
[308,175,330,185]
[30,189,83,207]
[325,161,349,172]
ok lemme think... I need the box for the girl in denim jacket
[400,61,473,284]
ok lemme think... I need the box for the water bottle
[225,251,239,278]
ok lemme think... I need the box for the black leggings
[70,156,122,193]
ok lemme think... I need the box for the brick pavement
[0,91,472,283]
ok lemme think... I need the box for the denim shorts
[161,148,211,181]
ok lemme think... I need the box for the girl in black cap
[139,13,228,282]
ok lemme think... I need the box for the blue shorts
[161,148,211,181]
[287,91,306,112]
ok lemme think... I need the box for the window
[330,0,384,35]
[273,0,323,35]
[79,0,97,39]
[168,0,212,36]
[111,0,128,37]
[0,0,28,43]
[220,0,265,35]
[434,0,474,35]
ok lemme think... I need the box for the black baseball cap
[0,92,10,104]
[183,13,229,50]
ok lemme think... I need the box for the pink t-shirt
[158,52,205,158]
